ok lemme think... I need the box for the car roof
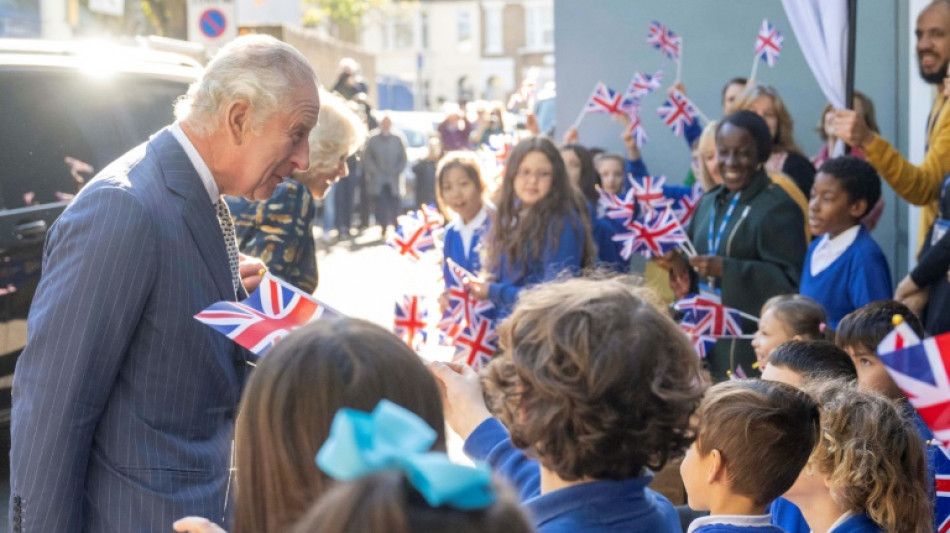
[0,39,201,83]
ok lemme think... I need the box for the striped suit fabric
[9,128,249,532]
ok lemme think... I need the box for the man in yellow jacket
[835,0,950,253]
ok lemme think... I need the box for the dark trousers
[357,171,371,228]
[373,185,399,228]
[334,160,357,232]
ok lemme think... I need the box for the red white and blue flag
[630,175,674,213]
[399,204,444,235]
[647,21,682,61]
[729,364,748,381]
[453,315,497,371]
[612,206,689,259]
[194,272,338,356]
[388,217,437,261]
[394,295,428,351]
[624,70,664,103]
[657,89,699,137]
[673,184,704,226]
[876,330,950,447]
[603,188,638,225]
[675,293,744,338]
[932,444,950,533]
[627,107,649,148]
[583,82,635,115]
[754,19,783,67]
[682,322,715,359]
[438,258,495,343]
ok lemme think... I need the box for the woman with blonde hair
[734,84,815,197]
[227,89,367,292]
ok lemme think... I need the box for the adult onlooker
[331,57,368,101]
[228,90,367,292]
[363,115,408,233]
[734,84,816,196]
[687,111,807,381]
[438,107,474,151]
[837,0,950,254]
[9,35,319,531]
[411,136,442,207]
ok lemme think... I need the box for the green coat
[687,169,806,381]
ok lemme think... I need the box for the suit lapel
[151,129,236,302]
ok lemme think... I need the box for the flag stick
[749,53,759,84]
[678,242,696,257]
[571,108,587,130]
[737,310,759,323]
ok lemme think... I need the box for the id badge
[932,218,950,246]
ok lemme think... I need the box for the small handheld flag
[624,70,664,103]
[750,19,783,81]
[657,89,700,137]
[647,21,682,61]
[673,184,703,226]
[612,206,692,259]
[931,444,950,533]
[572,82,634,129]
[394,295,428,351]
[629,175,674,213]
[195,272,339,356]
[453,315,497,371]
[627,107,648,148]
[675,292,750,338]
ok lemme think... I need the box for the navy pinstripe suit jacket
[10,128,249,532]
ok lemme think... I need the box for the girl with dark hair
[686,110,807,381]
[173,318,446,533]
[468,136,596,318]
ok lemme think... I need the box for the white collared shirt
[686,513,774,533]
[822,510,857,533]
[449,205,489,259]
[810,225,861,276]
[170,122,219,204]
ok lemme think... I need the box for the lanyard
[708,192,741,254]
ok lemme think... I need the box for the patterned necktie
[215,199,241,296]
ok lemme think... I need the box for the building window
[393,16,415,50]
[420,11,429,50]
[483,2,503,55]
[457,9,472,53]
[525,1,553,51]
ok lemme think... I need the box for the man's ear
[849,198,868,220]
[226,100,252,145]
[707,448,725,484]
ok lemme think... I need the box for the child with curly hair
[430,277,706,532]
[780,382,932,532]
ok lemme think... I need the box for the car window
[0,68,189,209]
[391,125,427,148]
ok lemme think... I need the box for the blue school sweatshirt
[487,213,586,318]
[769,498,807,533]
[442,206,490,282]
[464,417,681,533]
[686,514,784,533]
[799,225,892,329]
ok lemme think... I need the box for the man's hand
[428,361,492,440]
[834,109,874,149]
[173,517,228,533]
[688,254,724,279]
[238,254,267,293]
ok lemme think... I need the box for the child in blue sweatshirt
[681,380,819,533]
[467,137,595,318]
[779,382,932,533]
[430,276,706,533]
[800,156,891,328]
[436,152,491,285]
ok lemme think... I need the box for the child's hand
[670,81,687,95]
[428,361,492,440]
[173,517,228,533]
[437,291,451,314]
[561,126,579,146]
[467,277,490,300]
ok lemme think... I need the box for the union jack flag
[681,321,715,359]
[728,364,748,381]
[932,444,950,533]
[436,309,464,345]
[627,107,648,148]
[630,175,673,213]
[195,272,338,356]
[399,204,444,235]
[603,188,638,225]
[442,258,494,331]
[754,19,783,67]
[624,70,664,102]
[453,315,497,371]
[394,295,428,351]
[612,206,689,259]
[879,316,921,353]
[675,293,745,338]
[657,89,699,137]
[876,330,950,447]
[388,217,436,261]
[647,21,682,60]
[583,82,635,115]
[673,184,704,226]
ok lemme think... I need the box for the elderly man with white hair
[9,35,319,532]
[227,90,366,293]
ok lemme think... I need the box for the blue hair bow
[316,399,496,510]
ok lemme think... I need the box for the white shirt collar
[170,122,219,204]
[810,224,861,276]
[687,513,773,533]
[823,510,857,533]
[449,204,490,260]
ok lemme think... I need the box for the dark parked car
[0,39,200,479]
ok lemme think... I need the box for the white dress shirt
[170,122,219,204]
[809,225,860,276]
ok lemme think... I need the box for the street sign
[187,0,237,50]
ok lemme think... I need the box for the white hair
[174,34,317,136]
[295,91,367,187]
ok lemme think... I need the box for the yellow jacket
[768,170,811,242]
[864,93,950,252]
